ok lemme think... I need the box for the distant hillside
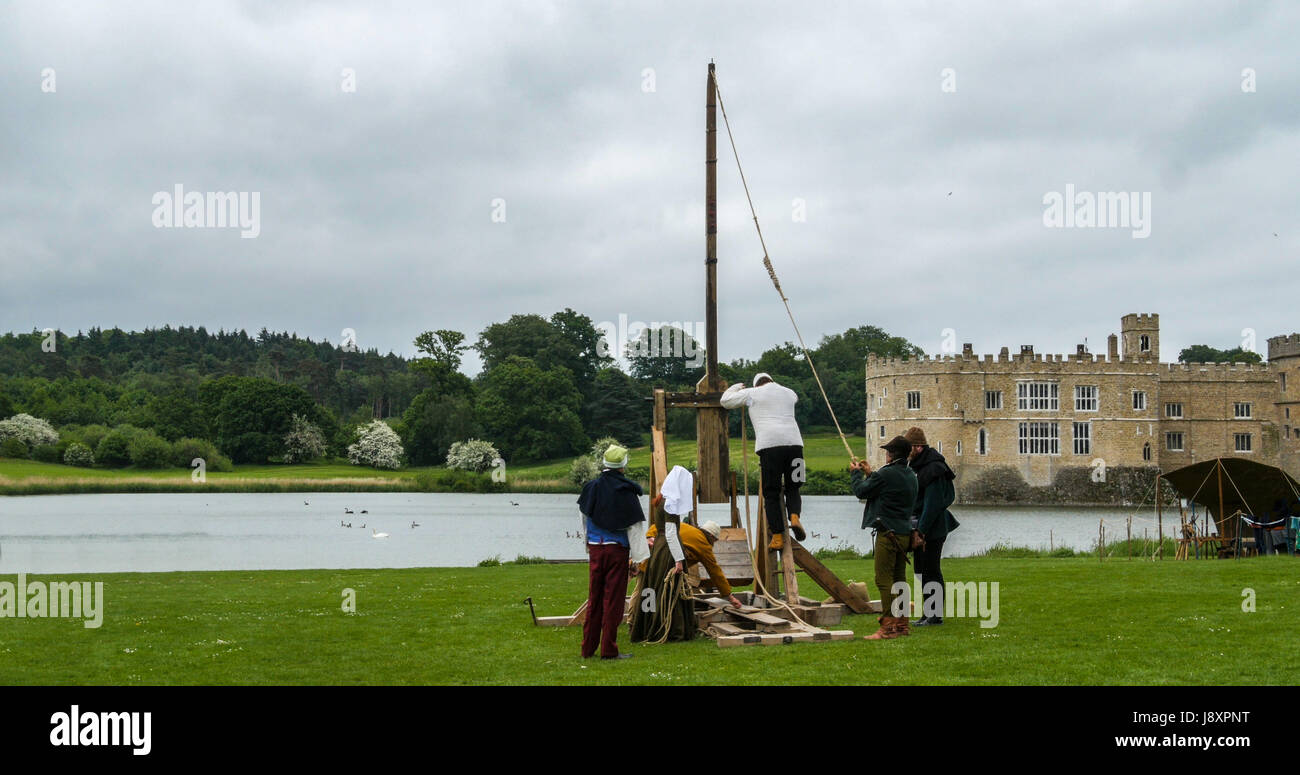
[0,327,416,419]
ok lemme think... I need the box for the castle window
[936,441,943,453]
[1018,421,1059,455]
[1283,373,1288,391]
[879,425,886,439]
[1143,442,1152,461]
[1164,403,1183,419]
[1132,391,1147,411]
[1234,433,1253,452]
[956,440,962,455]
[1074,385,1098,412]
[978,428,988,455]
[1017,382,1058,411]
[906,391,921,410]
[1139,335,1150,352]
[1165,432,1184,452]
[1233,402,1252,419]
[985,391,1002,410]
[1072,422,1091,455]
[877,396,883,409]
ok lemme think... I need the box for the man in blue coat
[576,444,646,659]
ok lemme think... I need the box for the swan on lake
[371,529,389,539]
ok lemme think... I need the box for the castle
[864,314,1300,490]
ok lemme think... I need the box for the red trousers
[582,543,630,659]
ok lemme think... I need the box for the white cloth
[663,521,686,563]
[659,465,694,516]
[626,523,650,564]
[721,382,803,451]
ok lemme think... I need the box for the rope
[712,71,856,465]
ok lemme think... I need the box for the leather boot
[768,533,784,551]
[864,616,898,640]
[788,513,806,541]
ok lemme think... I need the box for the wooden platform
[696,592,854,647]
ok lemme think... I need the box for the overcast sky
[2,1,1296,375]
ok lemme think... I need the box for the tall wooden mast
[695,62,731,503]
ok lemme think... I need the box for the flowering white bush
[589,436,624,462]
[446,439,501,473]
[347,421,404,470]
[569,455,600,485]
[63,442,95,467]
[0,414,60,448]
[283,414,327,463]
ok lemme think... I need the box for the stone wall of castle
[863,314,1295,500]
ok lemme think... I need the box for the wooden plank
[535,616,579,627]
[709,622,748,636]
[781,529,799,605]
[650,427,668,491]
[727,609,790,628]
[715,629,855,648]
[790,539,872,614]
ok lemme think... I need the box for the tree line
[0,314,924,469]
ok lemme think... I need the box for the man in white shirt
[721,372,806,550]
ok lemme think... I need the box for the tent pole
[1156,473,1163,560]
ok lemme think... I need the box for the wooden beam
[715,630,854,648]
[790,540,873,614]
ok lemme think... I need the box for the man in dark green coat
[851,435,917,640]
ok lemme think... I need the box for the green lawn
[2,556,1296,685]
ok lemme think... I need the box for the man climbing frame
[722,372,806,550]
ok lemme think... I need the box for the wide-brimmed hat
[700,520,721,540]
[881,435,911,459]
[601,444,629,469]
[904,426,928,447]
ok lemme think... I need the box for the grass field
[0,433,861,494]
[2,556,1296,685]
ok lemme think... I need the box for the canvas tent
[1161,457,1300,546]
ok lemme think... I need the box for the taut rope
[713,71,857,465]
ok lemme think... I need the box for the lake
[0,493,1165,574]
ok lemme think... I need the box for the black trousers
[914,537,946,618]
[759,445,803,536]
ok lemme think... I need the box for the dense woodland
[2,314,1253,470]
[0,314,924,468]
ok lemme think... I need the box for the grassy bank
[0,433,859,495]
[1,556,1296,685]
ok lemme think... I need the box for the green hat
[602,444,629,469]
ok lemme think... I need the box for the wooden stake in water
[1050,529,1053,553]
[1127,515,1132,560]
[1099,519,1104,562]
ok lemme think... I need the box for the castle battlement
[1121,312,1159,326]
[1268,333,1300,360]
[865,351,1166,377]
[1159,361,1273,381]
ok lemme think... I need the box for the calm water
[0,492,1151,574]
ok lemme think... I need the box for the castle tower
[1269,333,1300,417]
[1120,313,1159,361]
